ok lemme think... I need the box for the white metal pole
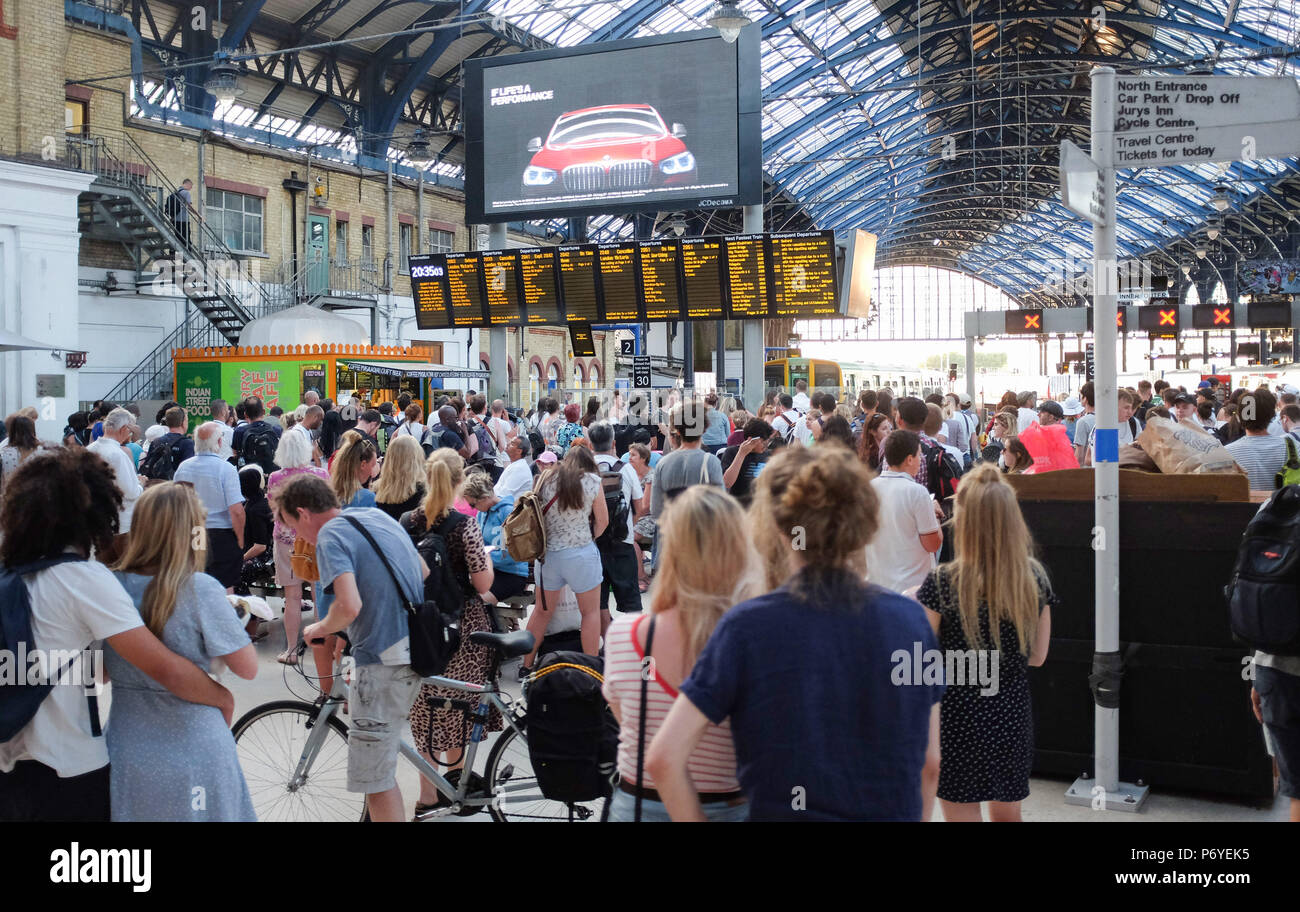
[488,223,509,401]
[1092,65,1121,796]
[741,204,764,409]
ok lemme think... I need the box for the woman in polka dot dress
[915,464,1055,822]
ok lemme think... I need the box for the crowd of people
[1,373,1296,823]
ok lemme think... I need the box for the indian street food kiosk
[172,343,490,425]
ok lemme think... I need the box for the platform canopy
[339,359,490,379]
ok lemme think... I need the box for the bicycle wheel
[483,716,608,822]
[232,700,365,822]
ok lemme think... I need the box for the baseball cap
[1172,393,1196,405]
[1279,384,1300,396]
[535,450,558,465]
[1197,380,1212,389]
[958,393,973,407]
[1038,400,1064,419]
[1062,397,1084,417]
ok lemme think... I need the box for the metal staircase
[70,131,281,402]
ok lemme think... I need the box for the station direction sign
[1060,139,1105,225]
[1112,76,1300,168]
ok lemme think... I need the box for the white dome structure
[238,304,366,348]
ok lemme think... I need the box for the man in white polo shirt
[865,429,943,595]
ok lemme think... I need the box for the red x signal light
[1213,307,1232,326]
[1117,310,1125,328]
[1159,309,1177,326]
[1024,313,1041,330]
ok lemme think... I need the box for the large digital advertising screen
[464,28,762,222]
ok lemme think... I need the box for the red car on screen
[521,104,697,195]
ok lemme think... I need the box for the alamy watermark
[0,645,103,691]
[891,642,1000,696]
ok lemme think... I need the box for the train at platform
[764,357,950,401]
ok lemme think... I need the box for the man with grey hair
[210,398,235,457]
[1016,390,1038,433]
[175,421,246,593]
[494,432,534,501]
[86,407,145,560]
[302,389,320,408]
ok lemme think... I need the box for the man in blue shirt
[277,474,428,823]
[174,421,245,592]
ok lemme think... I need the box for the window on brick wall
[335,222,348,262]
[205,188,263,253]
[400,224,412,273]
[361,225,374,270]
[427,228,454,254]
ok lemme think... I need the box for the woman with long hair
[107,483,258,820]
[1001,437,1032,474]
[603,486,762,821]
[581,395,602,428]
[0,414,46,494]
[373,434,426,520]
[520,445,609,671]
[982,411,1017,463]
[329,431,378,509]
[988,391,1018,435]
[857,412,893,472]
[647,446,942,820]
[875,389,894,421]
[817,414,855,449]
[915,464,1054,821]
[401,449,497,818]
[266,428,329,665]
[462,470,530,602]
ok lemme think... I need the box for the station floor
[225,599,1291,823]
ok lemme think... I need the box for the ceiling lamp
[664,215,687,237]
[407,129,434,167]
[204,51,244,103]
[1211,186,1231,212]
[1181,259,1193,276]
[707,0,751,43]
[1195,242,1208,259]
[1206,217,1220,241]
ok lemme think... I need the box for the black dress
[916,565,1058,804]
[376,484,425,522]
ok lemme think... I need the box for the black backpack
[1,555,101,743]
[165,190,184,220]
[240,423,279,473]
[922,438,963,500]
[594,463,630,547]
[1225,486,1300,656]
[422,425,456,458]
[523,651,619,803]
[467,417,498,464]
[139,432,185,481]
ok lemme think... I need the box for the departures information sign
[409,230,839,329]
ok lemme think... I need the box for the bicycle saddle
[468,629,536,658]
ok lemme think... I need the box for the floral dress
[401,507,501,753]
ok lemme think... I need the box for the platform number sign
[633,356,652,389]
[620,338,636,356]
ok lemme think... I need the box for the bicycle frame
[292,656,528,816]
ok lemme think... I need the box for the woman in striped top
[601,485,763,821]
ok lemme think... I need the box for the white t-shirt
[1017,407,1037,433]
[0,561,143,776]
[487,416,514,459]
[595,453,644,545]
[772,409,802,442]
[87,437,142,533]
[864,470,941,595]
[792,392,811,412]
[1073,413,1097,450]
[495,457,535,502]
[1087,417,1141,457]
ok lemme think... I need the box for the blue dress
[105,571,256,822]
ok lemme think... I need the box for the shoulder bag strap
[342,515,414,610]
[697,450,711,485]
[635,613,658,823]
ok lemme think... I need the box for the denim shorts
[1256,664,1300,799]
[606,787,749,822]
[535,543,603,595]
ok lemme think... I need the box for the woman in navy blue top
[647,445,944,821]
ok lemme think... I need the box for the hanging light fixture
[205,50,244,103]
[1195,242,1208,259]
[1206,216,1220,241]
[707,0,751,43]
[1181,259,1193,276]
[1211,186,1231,212]
[406,128,434,167]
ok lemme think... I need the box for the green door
[307,213,329,296]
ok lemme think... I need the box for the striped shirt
[601,615,740,793]
[1226,434,1289,490]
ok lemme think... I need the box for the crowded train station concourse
[2,0,1300,887]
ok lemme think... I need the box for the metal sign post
[1061,67,1300,813]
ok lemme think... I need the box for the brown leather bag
[290,537,319,582]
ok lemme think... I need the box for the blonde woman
[602,486,761,821]
[373,434,426,521]
[647,446,942,821]
[329,430,378,509]
[400,449,496,819]
[267,428,328,665]
[915,463,1054,822]
[107,483,258,821]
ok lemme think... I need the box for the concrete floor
[224,599,1292,823]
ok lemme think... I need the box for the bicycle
[232,629,609,822]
